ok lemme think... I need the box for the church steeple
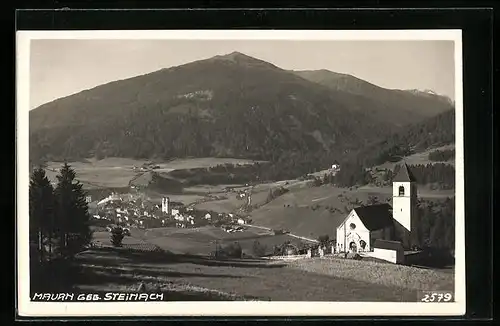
[393,162,416,182]
[392,163,417,234]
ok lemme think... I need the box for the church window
[349,223,356,230]
[399,185,405,196]
[359,240,367,250]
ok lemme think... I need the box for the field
[69,244,453,301]
[44,164,138,189]
[44,157,265,190]
[155,157,267,170]
[48,155,455,243]
[64,214,456,302]
[375,144,456,171]
[93,225,313,257]
[216,183,454,240]
[287,257,454,291]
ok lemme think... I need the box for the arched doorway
[349,241,357,252]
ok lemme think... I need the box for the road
[245,224,318,244]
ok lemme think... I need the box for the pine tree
[368,196,379,205]
[419,205,433,247]
[29,167,55,263]
[430,215,446,249]
[54,163,92,258]
[111,227,124,247]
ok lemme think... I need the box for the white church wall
[372,248,404,264]
[336,210,371,253]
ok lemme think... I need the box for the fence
[264,254,309,260]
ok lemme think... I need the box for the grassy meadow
[94,226,309,257]
[44,157,265,190]
[72,246,431,301]
[374,144,456,171]
[68,241,454,301]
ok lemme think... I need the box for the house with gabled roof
[331,160,341,171]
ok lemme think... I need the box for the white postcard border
[16,29,465,317]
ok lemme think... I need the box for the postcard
[17,29,464,317]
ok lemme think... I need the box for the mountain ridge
[292,69,453,123]
[30,52,454,176]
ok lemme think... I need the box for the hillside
[30,52,452,176]
[293,69,454,126]
[345,108,455,168]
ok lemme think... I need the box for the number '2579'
[420,291,453,302]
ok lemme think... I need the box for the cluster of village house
[89,193,252,231]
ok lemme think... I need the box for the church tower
[392,163,417,246]
[161,197,170,214]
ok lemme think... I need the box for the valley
[48,154,455,248]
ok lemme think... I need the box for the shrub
[346,252,362,260]
[110,227,124,247]
[220,242,242,258]
[252,240,267,257]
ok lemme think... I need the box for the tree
[221,242,242,258]
[111,227,124,247]
[368,196,379,205]
[415,198,455,252]
[29,167,55,263]
[430,215,446,249]
[318,235,330,246]
[54,163,92,258]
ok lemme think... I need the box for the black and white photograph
[17,30,464,317]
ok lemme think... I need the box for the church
[336,163,418,254]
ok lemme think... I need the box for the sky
[29,39,456,109]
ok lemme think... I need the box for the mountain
[293,70,454,126]
[29,52,453,174]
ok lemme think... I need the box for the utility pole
[213,240,219,258]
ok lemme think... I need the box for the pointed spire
[393,162,416,182]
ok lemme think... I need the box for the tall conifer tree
[54,163,92,258]
[29,167,55,263]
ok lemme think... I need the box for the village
[89,192,254,235]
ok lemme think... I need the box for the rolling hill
[30,52,453,174]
